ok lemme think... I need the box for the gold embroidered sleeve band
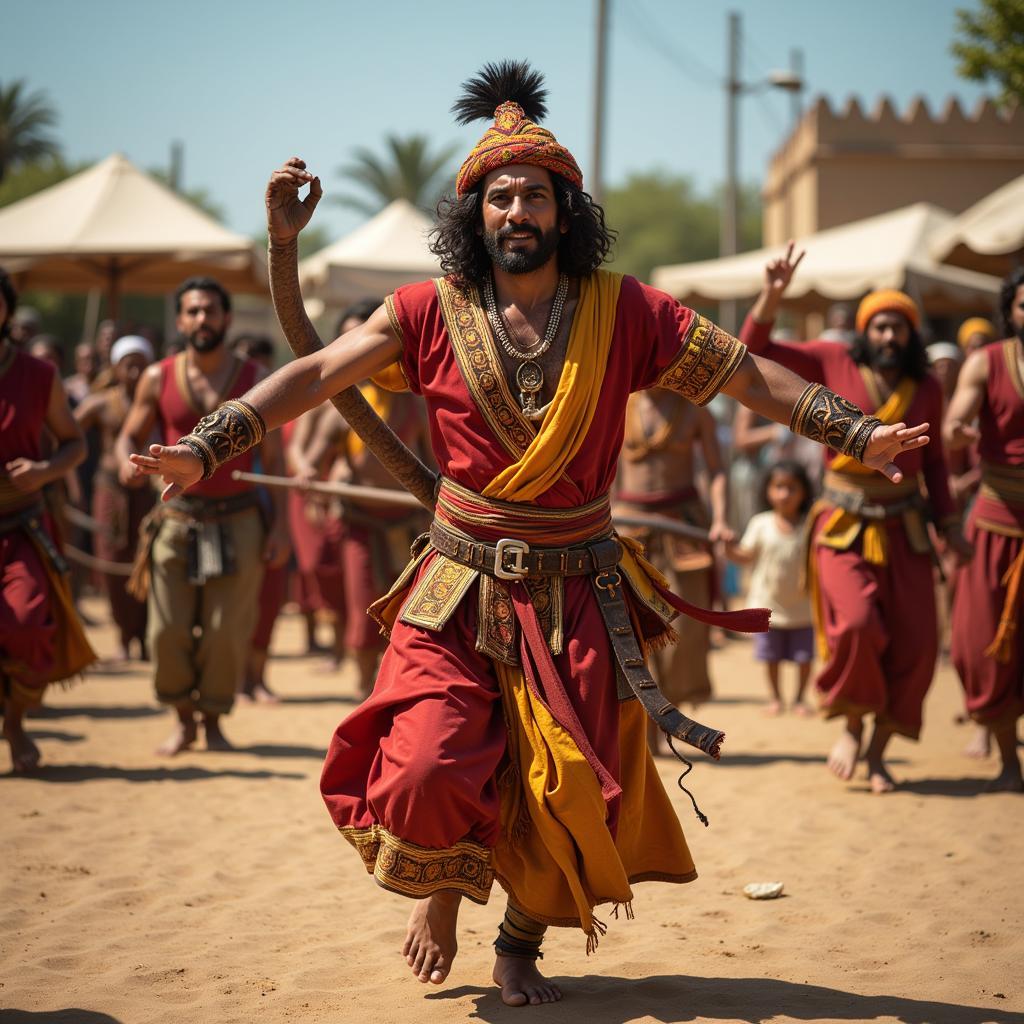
[790,383,882,462]
[656,314,748,406]
[179,399,267,480]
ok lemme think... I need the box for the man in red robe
[946,266,1024,791]
[0,267,95,773]
[132,64,931,1006]
[739,245,971,793]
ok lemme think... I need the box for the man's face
[480,165,565,275]
[95,322,117,361]
[964,331,994,353]
[865,312,912,371]
[115,352,149,395]
[1010,284,1024,342]
[177,289,230,353]
[75,343,99,378]
[931,357,960,400]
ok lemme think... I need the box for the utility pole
[720,10,741,333]
[789,48,805,129]
[169,140,184,192]
[591,0,609,204]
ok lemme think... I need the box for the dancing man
[946,267,1024,792]
[131,64,931,1004]
[0,267,95,772]
[740,245,970,792]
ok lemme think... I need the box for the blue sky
[9,0,990,240]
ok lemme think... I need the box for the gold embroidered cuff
[790,383,880,461]
[656,314,747,406]
[180,399,267,480]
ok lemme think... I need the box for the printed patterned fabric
[456,100,583,197]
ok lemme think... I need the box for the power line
[621,0,722,89]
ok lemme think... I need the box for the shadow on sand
[238,742,327,760]
[30,704,163,721]
[0,1012,123,1023]
[3,763,304,784]
[429,974,1019,1024]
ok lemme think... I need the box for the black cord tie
[667,733,710,827]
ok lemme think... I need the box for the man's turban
[956,317,997,349]
[453,61,583,198]
[855,290,921,334]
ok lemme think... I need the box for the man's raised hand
[861,421,930,484]
[129,444,205,502]
[266,157,323,245]
[764,240,805,298]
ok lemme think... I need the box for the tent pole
[107,257,120,322]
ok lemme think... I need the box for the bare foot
[791,701,812,718]
[403,892,460,984]
[251,683,279,705]
[963,725,992,760]
[203,716,234,751]
[155,717,198,757]
[762,700,783,717]
[985,762,1024,793]
[493,955,562,1006]
[4,720,41,774]
[867,759,897,794]
[827,725,862,782]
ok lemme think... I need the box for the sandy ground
[1,597,1022,1024]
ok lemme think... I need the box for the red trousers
[288,490,345,617]
[951,512,1024,727]
[813,515,936,738]
[0,528,56,701]
[251,564,289,652]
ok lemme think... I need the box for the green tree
[0,156,87,208]
[0,80,61,183]
[603,171,761,283]
[335,134,457,216]
[952,0,1024,108]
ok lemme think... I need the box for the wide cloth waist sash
[979,462,1024,514]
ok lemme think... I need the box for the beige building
[763,96,1024,248]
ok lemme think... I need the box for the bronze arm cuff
[179,399,267,481]
[790,383,882,462]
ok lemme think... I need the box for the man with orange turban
[945,266,1024,792]
[740,245,971,794]
[132,64,931,1006]
[957,317,998,354]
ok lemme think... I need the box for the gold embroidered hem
[655,313,747,406]
[339,825,495,904]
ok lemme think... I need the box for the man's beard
[483,223,561,275]
[870,343,909,373]
[188,326,226,353]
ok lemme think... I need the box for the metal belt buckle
[494,538,531,579]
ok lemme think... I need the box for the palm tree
[335,134,457,216]
[0,80,61,183]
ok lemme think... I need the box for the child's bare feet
[762,700,783,717]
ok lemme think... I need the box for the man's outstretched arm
[722,350,929,485]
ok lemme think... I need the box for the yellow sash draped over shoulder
[344,382,393,460]
[483,271,622,502]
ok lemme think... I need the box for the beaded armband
[178,399,267,480]
[790,383,882,463]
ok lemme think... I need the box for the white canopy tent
[929,173,1024,278]
[299,199,441,320]
[0,153,267,317]
[652,203,1001,317]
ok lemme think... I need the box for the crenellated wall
[763,95,1024,247]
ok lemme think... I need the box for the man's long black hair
[1000,265,1024,338]
[431,59,615,286]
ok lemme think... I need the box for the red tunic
[951,340,1024,726]
[156,353,260,498]
[320,276,740,908]
[0,349,59,695]
[740,316,955,737]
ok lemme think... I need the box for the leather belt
[428,517,724,769]
[823,486,925,521]
[429,521,621,580]
[165,490,261,522]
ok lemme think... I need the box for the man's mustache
[498,225,541,241]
